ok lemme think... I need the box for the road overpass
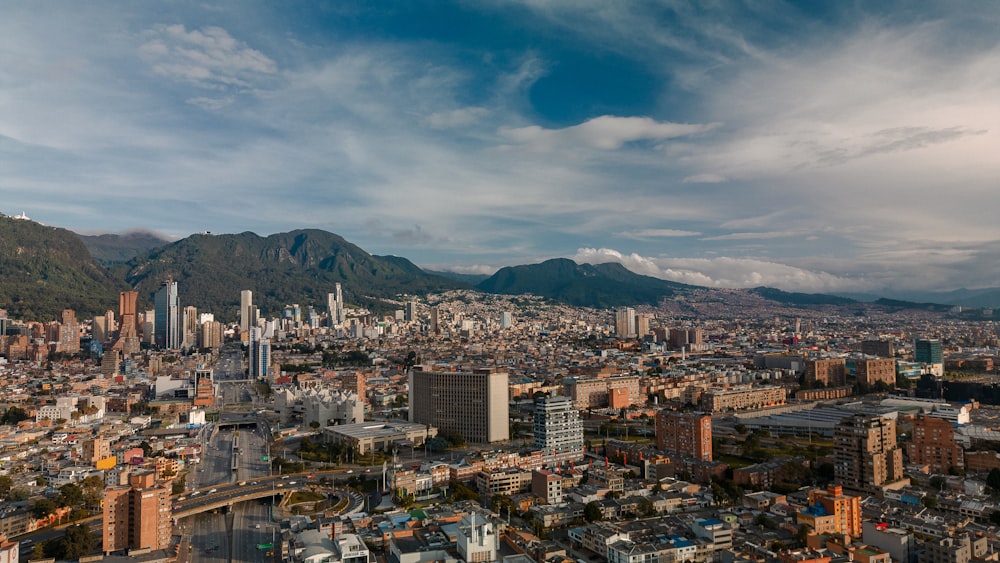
[172,470,360,519]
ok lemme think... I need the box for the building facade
[834,414,905,494]
[655,411,712,461]
[408,367,509,443]
[103,472,171,554]
[534,394,584,463]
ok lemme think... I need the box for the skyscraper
[404,299,418,322]
[533,395,584,463]
[327,283,345,326]
[834,414,905,494]
[113,290,141,355]
[154,280,180,349]
[182,305,198,349]
[655,410,713,461]
[615,307,637,338]
[409,366,508,443]
[908,413,964,474]
[240,290,254,333]
[248,327,271,379]
[500,311,513,330]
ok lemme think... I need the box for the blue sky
[2,1,999,294]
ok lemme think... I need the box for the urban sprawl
[1,283,1000,563]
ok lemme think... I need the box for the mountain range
[0,214,994,322]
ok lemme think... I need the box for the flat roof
[323,421,430,440]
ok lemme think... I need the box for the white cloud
[618,228,701,239]
[139,24,277,89]
[500,115,717,150]
[423,107,489,128]
[701,231,800,241]
[682,173,727,183]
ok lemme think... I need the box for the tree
[988,468,1000,492]
[584,501,603,522]
[921,495,938,510]
[31,498,57,519]
[139,441,154,458]
[56,523,96,559]
[0,475,12,499]
[929,475,946,491]
[1,406,29,425]
[81,475,104,490]
[58,483,84,507]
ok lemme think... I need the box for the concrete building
[532,470,564,505]
[154,280,180,349]
[102,471,171,554]
[533,394,584,463]
[322,421,436,455]
[408,366,508,443]
[457,511,499,563]
[855,357,897,388]
[615,307,636,338]
[834,414,905,494]
[700,385,786,412]
[274,386,364,427]
[655,410,712,461]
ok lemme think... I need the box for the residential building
[805,359,847,387]
[533,394,584,463]
[656,410,712,461]
[102,471,171,554]
[834,414,905,494]
[908,414,964,473]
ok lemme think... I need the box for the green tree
[139,441,154,458]
[81,475,105,490]
[58,483,84,507]
[31,498,57,518]
[8,487,29,501]
[988,468,1000,492]
[1,406,29,425]
[0,475,12,499]
[56,523,96,559]
[584,501,603,522]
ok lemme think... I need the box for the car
[190,491,201,496]
[173,505,182,510]
[251,481,258,485]
[276,483,284,488]
[255,524,261,529]
[20,539,33,547]
[208,488,217,494]
[346,470,353,474]
[281,475,289,479]
[288,481,296,485]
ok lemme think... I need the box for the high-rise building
[248,327,270,379]
[614,307,636,338]
[143,310,156,346]
[240,290,254,334]
[102,471,171,554]
[908,413,964,474]
[113,291,141,355]
[834,414,905,494]
[327,283,345,326]
[915,339,944,377]
[430,306,440,334]
[200,320,223,350]
[855,357,897,387]
[409,366,508,443]
[861,340,895,358]
[500,311,513,330]
[636,313,652,337]
[404,300,418,322]
[655,410,713,461]
[182,306,198,349]
[154,281,180,349]
[533,395,584,463]
[59,309,80,354]
[93,315,108,344]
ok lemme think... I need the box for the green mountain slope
[123,229,467,319]
[0,217,128,320]
[476,258,694,307]
[77,230,172,265]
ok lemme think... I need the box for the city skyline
[3,2,1000,294]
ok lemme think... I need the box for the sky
[2,1,1000,295]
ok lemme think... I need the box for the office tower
[248,327,270,379]
[240,289,254,333]
[834,414,904,494]
[308,306,319,329]
[93,315,108,344]
[908,414,964,474]
[182,306,198,349]
[669,327,705,351]
[404,300,418,322]
[533,395,584,462]
[915,339,944,377]
[154,281,180,349]
[199,320,223,350]
[101,349,120,377]
[614,307,637,338]
[655,410,713,461]
[430,306,440,334]
[102,471,171,554]
[112,291,141,355]
[409,366,509,443]
[143,310,156,346]
[500,311,513,330]
[804,358,847,387]
[58,309,80,354]
[796,485,862,539]
[327,283,345,326]
[636,313,652,337]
